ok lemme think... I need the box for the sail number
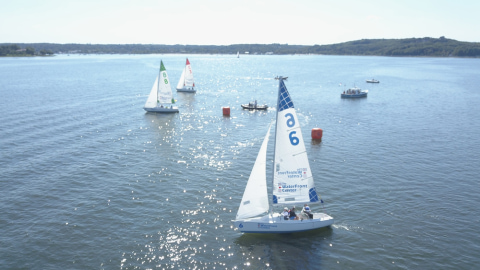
[162,72,168,84]
[285,113,299,146]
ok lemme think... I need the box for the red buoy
[311,128,323,140]
[222,106,230,116]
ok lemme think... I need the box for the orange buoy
[311,128,323,140]
[222,106,230,116]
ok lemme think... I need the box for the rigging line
[292,150,307,156]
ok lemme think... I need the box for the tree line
[2,37,480,57]
[0,44,53,56]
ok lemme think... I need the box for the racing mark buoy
[222,106,230,116]
[311,128,323,140]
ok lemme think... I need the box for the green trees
[452,46,480,57]
[0,44,20,56]
[39,49,53,55]
[0,44,36,56]
[26,47,35,55]
[298,37,480,57]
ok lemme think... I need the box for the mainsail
[272,79,319,205]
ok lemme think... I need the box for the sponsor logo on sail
[277,182,308,193]
[277,168,308,179]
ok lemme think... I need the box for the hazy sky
[2,0,479,45]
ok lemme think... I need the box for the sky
[1,0,479,46]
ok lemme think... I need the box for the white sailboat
[233,76,334,233]
[237,51,239,58]
[176,58,196,93]
[144,60,179,113]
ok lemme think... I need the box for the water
[1,54,480,269]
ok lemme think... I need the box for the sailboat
[233,76,334,233]
[176,58,196,93]
[144,60,179,113]
[237,51,239,58]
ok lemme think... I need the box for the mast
[157,60,161,105]
[183,58,187,87]
[271,76,288,213]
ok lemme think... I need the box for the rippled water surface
[1,54,480,269]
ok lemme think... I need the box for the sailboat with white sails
[144,60,178,113]
[233,76,334,233]
[176,58,196,93]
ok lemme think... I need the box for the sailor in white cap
[282,207,290,220]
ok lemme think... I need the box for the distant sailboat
[233,76,334,233]
[176,58,196,93]
[237,51,240,58]
[144,60,179,113]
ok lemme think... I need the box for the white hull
[176,87,196,93]
[144,106,179,113]
[233,212,333,233]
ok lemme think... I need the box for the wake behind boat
[233,76,334,234]
[341,87,368,98]
[176,58,196,93]
[144,60,179,113]
[241,100,268,110]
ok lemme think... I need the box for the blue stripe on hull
[239,227,332,234]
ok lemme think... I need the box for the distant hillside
[303,36,480,57]
[2,37,480,57]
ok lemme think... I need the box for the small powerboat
[241,101,268,110]
[341,87,368,98]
